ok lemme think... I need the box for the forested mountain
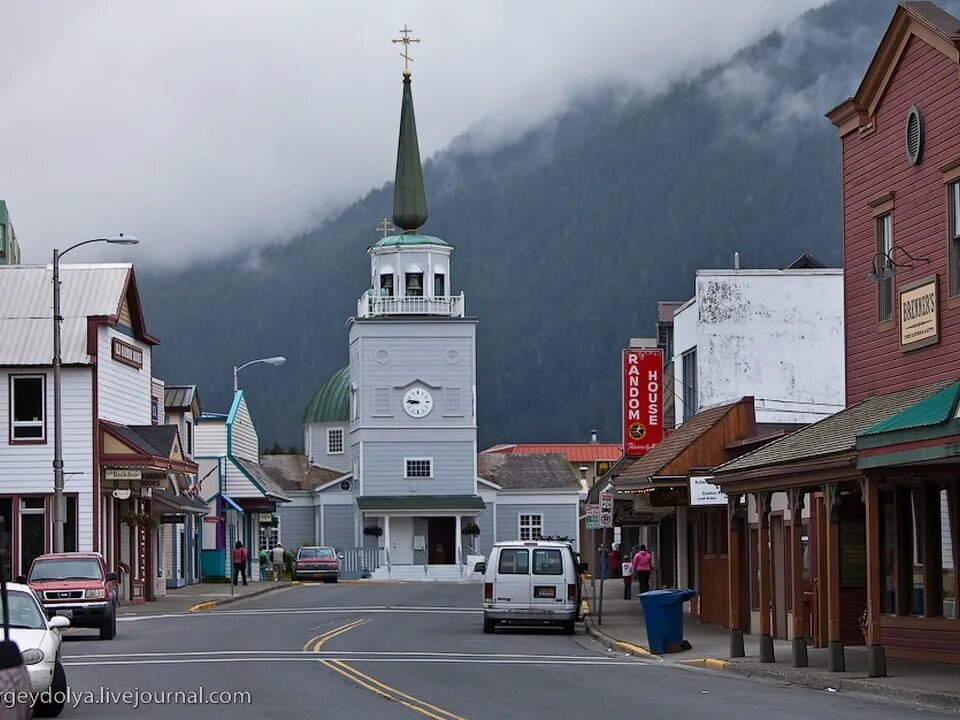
[140,0,935,450]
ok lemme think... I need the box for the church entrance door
[427,517,455,565]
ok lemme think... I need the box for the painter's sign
[689,476,727,506]
[899,275,939,351]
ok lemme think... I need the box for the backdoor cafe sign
[622,348,664,457]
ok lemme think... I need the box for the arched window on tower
[404,263,424,297]
[379,265,395,297]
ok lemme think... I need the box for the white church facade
[272,61,579,578]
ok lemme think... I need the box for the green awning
[860,381,960,437]
[356,495,485,512]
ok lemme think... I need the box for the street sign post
[597,489,615,624]
[585,503,600,530]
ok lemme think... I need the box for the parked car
[292,546,341,582]
[21,552,118,640]
[475,540,584,634]
[3,583,69,717]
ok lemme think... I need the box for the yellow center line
[321,660,454,720]
[327,659,467,720]
[301,619,367,653]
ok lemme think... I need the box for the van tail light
[484,583,493,600]
[567,583,577,601]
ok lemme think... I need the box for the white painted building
[672,266,845,427]
[0,263,198,604]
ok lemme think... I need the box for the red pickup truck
[21,552,119,640]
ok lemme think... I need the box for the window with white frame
[404,458,433,478]
[11,376,45,442]
[877,212,893,322]
[327,427,344,454]
[519,514,543,541]
[681,349,698,422]
[949,181,960,297]
[258,524,279,553]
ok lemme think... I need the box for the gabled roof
[616,400,749,485]
[107,423,180,458]
[476,453,581,491]
[785,253,826,270]
[233,456,290,502]
[716,381,952,476]
[861,381,960,436]
[164,385,201,415]
[0,263,156,365]
[827,2,960,135]
[482,443,622,463]
[260,454,346,492]
[99,420,197,475]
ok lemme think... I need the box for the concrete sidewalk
[584,579,960,712]
[118,580,294,615]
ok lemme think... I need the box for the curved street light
[233,356,286,393]
[53,234,140,553]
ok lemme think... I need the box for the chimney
[734,251,740,271]
[589,430,598,444]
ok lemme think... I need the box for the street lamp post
[52,235,139,554]
[233,356,286,393]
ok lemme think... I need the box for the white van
[475,540,583,634]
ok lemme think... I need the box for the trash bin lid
[639,588,697,606]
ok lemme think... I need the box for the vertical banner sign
[622,348,664,456]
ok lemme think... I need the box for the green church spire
[392,71,428,232]
[391,26,427,233]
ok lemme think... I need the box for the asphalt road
[51,582,952,719]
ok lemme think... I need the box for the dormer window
[405,264,424,297]
[434,272,445,297]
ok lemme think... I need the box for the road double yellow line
[302,618,367,652]
[320,659,467,720]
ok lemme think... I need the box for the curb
[583,613,652,658]
[187,582,295,613]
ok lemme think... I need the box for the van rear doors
[530,546,568,612]
[493,547,530,606]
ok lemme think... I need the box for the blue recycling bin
[639,588,697,654]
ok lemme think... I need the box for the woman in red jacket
[232,541,248,586]
[632,545,653,595]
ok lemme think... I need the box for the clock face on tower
[402,388,433,418]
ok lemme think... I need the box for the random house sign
[689,476,727,506]
[622,348,664,456]
[899,275,939,351]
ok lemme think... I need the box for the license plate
[55,610,73,619]
[534,586,556,599]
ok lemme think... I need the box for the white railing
[357,291,465,318]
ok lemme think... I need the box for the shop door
[428,518,455,564]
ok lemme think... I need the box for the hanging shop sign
[622,348,664,457]
[689,476,727,506]
[899,275,939,351]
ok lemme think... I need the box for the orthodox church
[270,41,579,578]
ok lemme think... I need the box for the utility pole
[52,249,65,553]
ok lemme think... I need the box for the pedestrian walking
[258,547,269,582]
[271,542,285,581]
[609,545,620,579]
[632,544,653,595]
[232,541,248,586]
[621,558,633,600]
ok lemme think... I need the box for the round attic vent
[905,105,923,166]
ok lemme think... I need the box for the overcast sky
[1,1,824,267]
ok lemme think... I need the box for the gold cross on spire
[392,24,420,76]
[376,217,395,238]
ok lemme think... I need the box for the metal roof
[482,444,622,463]
[372,233,449,249]
[164,385,199,413]
[0,263,131,365]
[303,367,350,424]
[860,380,960,436]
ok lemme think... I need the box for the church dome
[303,366,350,424]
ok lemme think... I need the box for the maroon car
[292,546,340,583]
[22,553,118,640]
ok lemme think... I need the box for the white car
[476,540,584,634]
[4,583,68,717]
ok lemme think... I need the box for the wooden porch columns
[788,489,808,667]
[822,483,845,672]
[757,491,775,663]
[862,476,886,677]
[727,493,745,657]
